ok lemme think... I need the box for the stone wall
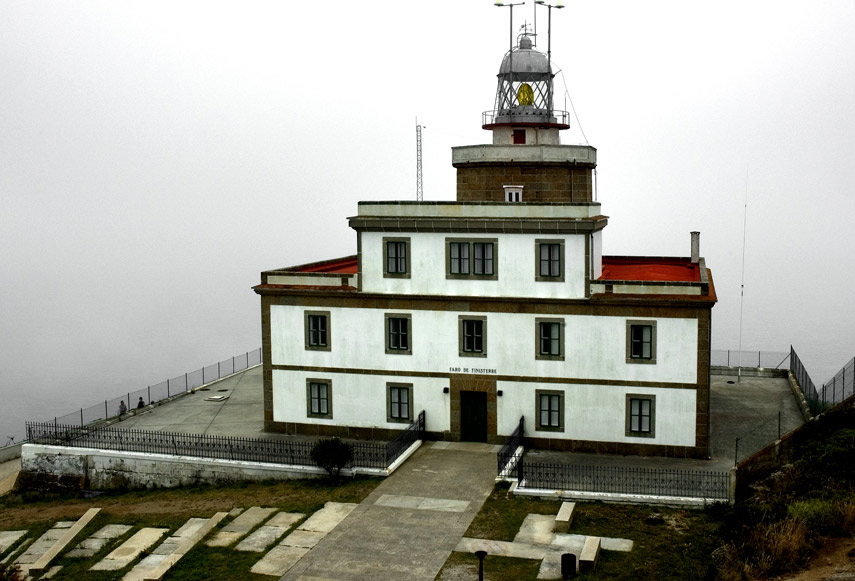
[455,164,593,203]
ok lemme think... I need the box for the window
[306,379,332,418]
[383,237,411,278]
[535,389,564,432]
[626,320,657,364]
[535,318,564,361]
[535,239,565,282]
[459,316,487,357]
[446,239,498,280]
[304,311,331,351]
[513,129,526,144]
[625,394,655,438]
[385,313,412,355]
[387,383,412,423]
[503,185,523,202]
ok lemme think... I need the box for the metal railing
[516,459,729,501]
[26,422,389,470]
[820,356,855,410]
[497,416,524,475]
[386,411,425,466]
[44,348,262,429]
[711,349,789,369]
[791,346,822,415]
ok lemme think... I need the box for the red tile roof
[290,256,358,274]
[599,257,700,282]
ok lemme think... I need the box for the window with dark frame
[446,239,498,280]
[539,322,560,356]
[449,242,469,274]
[473,242,494,275]
[535,389,564,432]
[306,379,332,418]
[630,324,653,360]
[305,311,331,351]
[539,243,561,277]
[626,394,655,438]
[383,237,410,278]
[462,319,483,353]
[388,384,411,422]
[386,240,407,274]
[388,317,408,351]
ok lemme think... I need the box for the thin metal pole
[778,411,781,440]
[104,400,107,419]
[80,408,83,427]
[734,437,739,467]
[148,385,151,404]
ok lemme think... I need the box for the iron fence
[819,356,855,410]
[791,346,823,415]
[386,411,425,466]
[711,349,789,369]
[516,460,730,501]
[47,348,262,429]
[497,416,524,475]
[26,421,389,470]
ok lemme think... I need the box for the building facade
[254,32,716,458]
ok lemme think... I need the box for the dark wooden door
[460,391,488,443]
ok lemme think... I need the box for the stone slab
[374,494,469,513]
[91,528,169,571]
[280,529,325,549]
[41,565,63,578]
[264,511,304,528]
[549,533,586,553]
[250,545,308,577]
[67,524,132,558]
[554,501,575,533]
[123,512,226,581]
[1,538,31,564]
[235,526,288,553]
[601,537,633,552]
[298,502,357,533]
[206,506,277,547]
[514,514,556,546]
[455,537,547,560]
[19,507,100,576]
[0,531,26,556]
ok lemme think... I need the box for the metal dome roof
[498,36,551,75]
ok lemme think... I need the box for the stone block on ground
[206,506,277,547]
[513,514,556,546]
[67,524,132,558]
[0,531,27,556]
[579,535,601,573]
[298,502,357,533]
[250,545,309,577]
[554,501,575,533]
[90,528,169,571]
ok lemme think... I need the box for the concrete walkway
[279,441,499,581]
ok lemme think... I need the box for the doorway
[460,391,488,443]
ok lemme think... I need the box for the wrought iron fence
[497,416,524,475]
[46,348,262,429]
[516,460,729,501]
[820,356,855,410]
[711,349,789,369]
[26,422,389,470]
[386,411,425,466]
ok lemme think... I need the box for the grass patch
[437,551,541,581]
[452,484,724,581]
[0,477,381,580]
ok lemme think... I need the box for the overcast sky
[2,1,854,441]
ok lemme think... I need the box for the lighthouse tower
[453,32,596,203]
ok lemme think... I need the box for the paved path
[280,441,498,581]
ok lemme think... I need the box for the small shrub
[747,519,809,576]
[311,438,353,482]
[787,499,841,534]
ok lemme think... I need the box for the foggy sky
[2,1,854,441]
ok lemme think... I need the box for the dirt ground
[776,536,855,581]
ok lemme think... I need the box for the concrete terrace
[58,364,806,472]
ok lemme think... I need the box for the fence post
[167,378,171,398]
[758,351,761,367]
[148,385,151,404]
[104,400,107,419]
[80,408,83,427]
[218,361,221,379]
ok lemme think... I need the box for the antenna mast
[416,118,424,201]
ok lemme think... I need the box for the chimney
[690,231,700,264]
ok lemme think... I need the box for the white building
[254,32,716,458]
